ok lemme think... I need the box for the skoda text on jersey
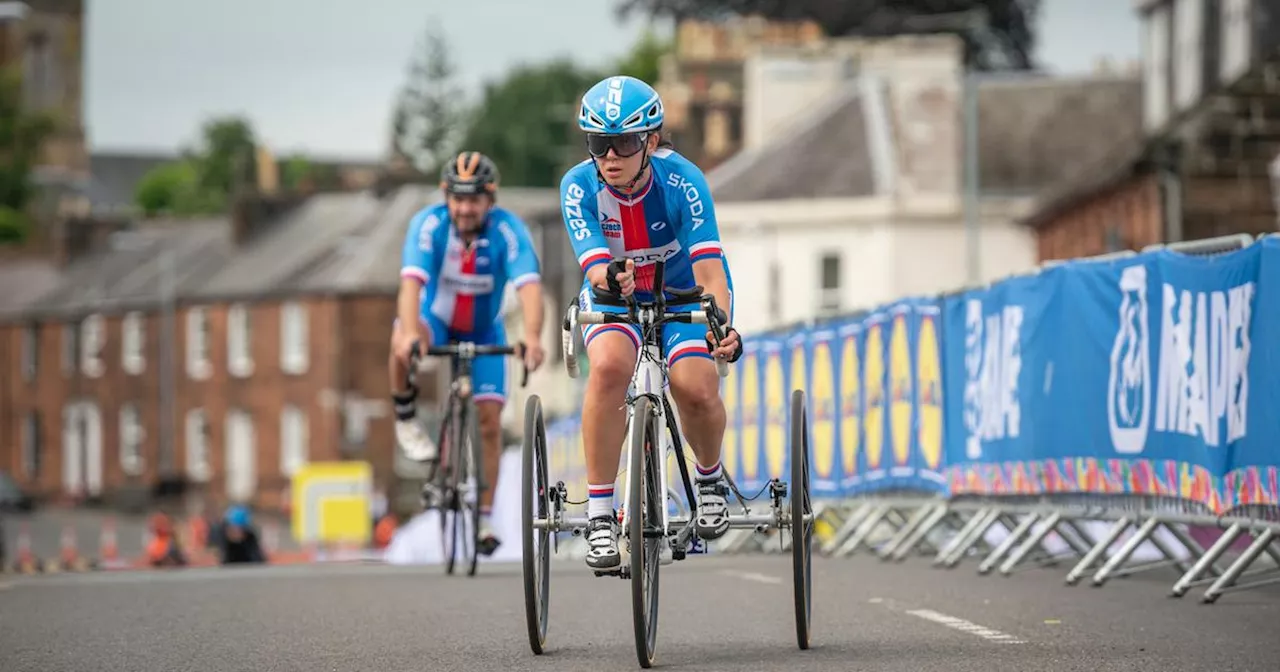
[559,147,735,366]
[559,147,733,300]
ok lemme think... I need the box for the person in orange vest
[147,513,187,567]
[373,513,398,550]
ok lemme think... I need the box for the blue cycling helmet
[224,504,252,529]
[578,75,664,135]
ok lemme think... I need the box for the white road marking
[905,608,1026,644]
[718,569,783,585]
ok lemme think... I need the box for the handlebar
[562,258,731,379]
[408,341,530,389]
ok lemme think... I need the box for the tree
[615,28,671,85]
[451,32,672,188]
[615,0,1041,71]
[133,114,256,217]
[392,21,467,176]
[455,59,601,187]
[0,66,56,244]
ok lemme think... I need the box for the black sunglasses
[586,132,648,158]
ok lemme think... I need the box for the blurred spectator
[147,513,187,567]
[216,504,265,565]
[373,513,398,550]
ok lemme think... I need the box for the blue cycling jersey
[559,147,733,302]
[400,203,541,334]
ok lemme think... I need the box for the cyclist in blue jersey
[390,151,547,556]
[559,75,744,570]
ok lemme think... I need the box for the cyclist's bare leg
[668,355,730,540]
[580,330,638,569]
[389,320,437,463]
[476,399,503,554]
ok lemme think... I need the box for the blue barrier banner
[736,340,766,494]
[1223,236,1280,511]
[807,325,843,498]
[943,243,1272,514]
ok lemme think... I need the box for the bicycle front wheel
[521,395,551,654]
[628,396,663,668]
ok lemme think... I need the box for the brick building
[0,0,90,216]
[0,186,564,514]
[1021,0,1280,261]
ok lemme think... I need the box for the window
[61,322,77,376]
[186,307,211,379]
[280,301,309,374]
[280,405,308,477]
[21,29,57,110]
[185,409,211,482]
[80,314,105,378]
[119,404,145,476]
[225,409,256,502]
[121,312,145,375]
[21,410,40,481]
[819,252,842,315]
[228,303,254,377]
[21,323,37,382]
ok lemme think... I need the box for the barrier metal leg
[940,508,1002,568]
[932,507,989,565]
[1056,518,1097,556]
[1203,529,1278,604]
[818,500,874,556]
[1163,523,1225,580]
[1065,516,1131,586]
[879,504,939,561]
[998,511,1062,575]
[1171,523,1242,598]
[835,504,898,558]
[978,513,1040,575]
[1091,517,1161,587]
[890,504,951,562]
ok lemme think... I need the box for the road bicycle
[407,340,528,576]
[520,260,814,668]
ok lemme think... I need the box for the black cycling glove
[605,259,629,295]
[706,324,744,363]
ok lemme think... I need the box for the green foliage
[0,66,57,243]
[450,31,673,187]
[0,206,29,244]
[132,114,259,217]
[393,20,467,176]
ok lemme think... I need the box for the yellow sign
[840,334,860,479]
[864,323,885,470]
[741,352,760,483]
[890,313,913,467]
[291,461,373,544]
[917,313,944,470]
[764,350,787,478]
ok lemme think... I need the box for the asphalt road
[2,553,1278,672]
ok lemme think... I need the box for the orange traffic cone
[99,517,126,569]
[13,522,39,574]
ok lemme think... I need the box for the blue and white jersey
[558,147,733,301]
[400,203,541,334]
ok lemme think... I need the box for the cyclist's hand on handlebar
[708,326,741,362]
[521,336,545,372]
[606,258,636,297]
[392,324,421,364]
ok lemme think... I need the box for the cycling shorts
[577,286,732,368]
[393,313,510,404]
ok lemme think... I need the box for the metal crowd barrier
[709,232,1280,606]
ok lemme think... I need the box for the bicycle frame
[563,260,730,561]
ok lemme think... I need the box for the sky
[85,0,1141,161]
